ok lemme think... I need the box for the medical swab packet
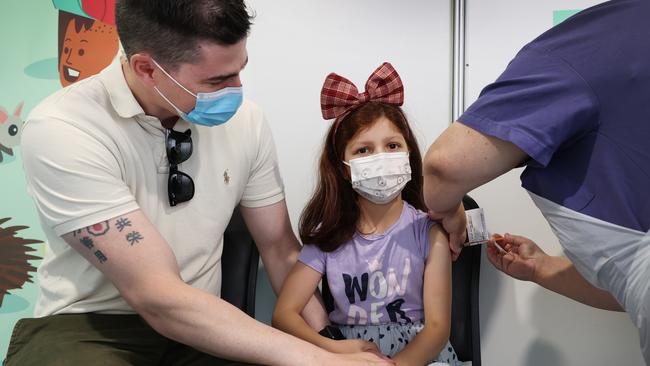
[463,208,508,254]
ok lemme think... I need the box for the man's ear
[129,53,157,87]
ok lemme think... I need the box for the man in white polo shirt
[4,1,393,365]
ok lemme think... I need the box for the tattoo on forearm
[125,231,143,245]
[80,236,94,249]
[77,235,105,263]
[87,221,110,236]
[94,250,108,264]
[73,219,142,265]
[115,217,132,232]
[74,221,110,264]
[74,221,111,238]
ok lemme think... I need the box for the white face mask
[343,152,412,204]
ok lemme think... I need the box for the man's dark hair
[115,0,253,69]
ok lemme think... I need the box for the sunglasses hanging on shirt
[165,128,195,206]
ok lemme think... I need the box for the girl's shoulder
[401,201,439,257]
[402,201,436,227]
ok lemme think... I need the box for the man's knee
[4,314,163,366]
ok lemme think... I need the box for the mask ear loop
[154,86,188,118]
[151,58,197,98]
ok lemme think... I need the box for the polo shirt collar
[100,54,146,119]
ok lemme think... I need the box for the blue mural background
[1,1,118,359]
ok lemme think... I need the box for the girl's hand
[328,339,382,355]
[390,352,418,366]
[486,233,549,282]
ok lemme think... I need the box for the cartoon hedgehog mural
[0,217,42,307]
[0,102,24,164]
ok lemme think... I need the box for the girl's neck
[357,197,404,236]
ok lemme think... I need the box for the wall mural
[0,218,41,307]
[0,0,117,360]
[57,7,118,86]
[0,103,24,165]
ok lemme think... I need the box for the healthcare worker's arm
[62,210,394,366]
[240,200,329,330]
[423,122,529,259]
[486,233,623,311]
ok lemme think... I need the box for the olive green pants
[4,313,258,366]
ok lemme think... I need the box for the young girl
[273,63,461,366]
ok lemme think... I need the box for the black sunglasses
[165,128,195,207]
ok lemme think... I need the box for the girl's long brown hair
[299,102,426,252]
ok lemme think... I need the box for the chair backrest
[451,195,482,365]
[221,207,259,317]
[321,195,481,365]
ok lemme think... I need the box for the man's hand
[428,202,466,261]
[326,351,395,365]
[485,233,547,282]
[322,339,394,365]
[422,122,529,259]
[327,339,383,355]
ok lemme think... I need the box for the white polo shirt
[21,56,285,316]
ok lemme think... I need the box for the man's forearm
[534,256,623,311]
[260,243,328,330]
[272,306,337,353]
[133,280,329,366]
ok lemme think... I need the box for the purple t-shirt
[299,202,435,326]
[458,0,650,232]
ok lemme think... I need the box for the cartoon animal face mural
[0,102,24,163]
[58,11,119,87]
[0,218,42,307]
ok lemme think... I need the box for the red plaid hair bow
[320,62,404,121]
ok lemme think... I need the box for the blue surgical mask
[152,59,243,127]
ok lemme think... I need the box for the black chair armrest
[449,195,482,365]
[221,207,259,318]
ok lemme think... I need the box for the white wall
[464,1,645,365]
[243,0,453,323]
